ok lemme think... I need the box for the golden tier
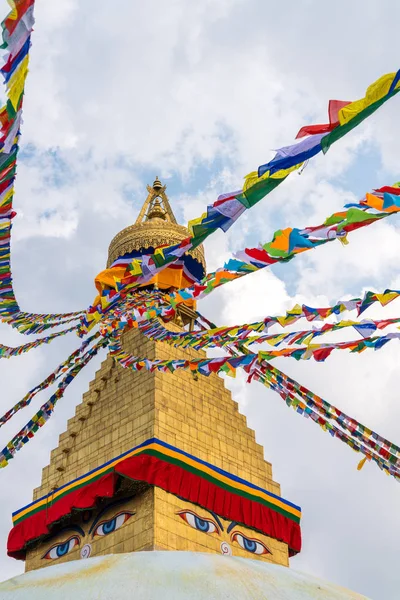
[107,179,206,271]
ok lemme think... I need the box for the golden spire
[106,179,206,270]
[152,176,162,191]
[135,177,177,225]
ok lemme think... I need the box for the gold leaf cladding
[107,220,206,269]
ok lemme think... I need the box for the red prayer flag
[296,100,351,139]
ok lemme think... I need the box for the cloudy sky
[0,0,399,597]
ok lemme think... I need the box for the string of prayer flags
[139,315,400,352]
[206,341,400,480]
[109,314,400,366]
[0,0,84,334]
[0,336,108,467]
[256,332,400,363]
[3,311,85,335]
[0,0,36,323]
[0,332,100,428]
[263,362,400,463]
[0,325,78,358]
[102,285,400,351]
[209,287,400,336]
[258,71,400,177]
[254,364,400,480]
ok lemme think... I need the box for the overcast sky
[0,1,399,598]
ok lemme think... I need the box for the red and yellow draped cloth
[94,249,204,311]
[8,438,301,559]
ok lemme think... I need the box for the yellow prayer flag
[6,0,17,20]
[7,56,29,110]
[266,334,286,347]
[290,304,303,315]
[270,164,303,179]
[357,456,368,471]
[338,72,396,126]
[243,163,302,195]
[129,260,142,276]
[188,213,207,235]
[0,187,13,209]
[301,333,314,346]
[377,292,399,306]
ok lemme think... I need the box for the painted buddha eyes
[42,511,134,561]
[93,512,133,536]
[177,510,271,556]
[177,510,219,534]
[43,536,80,560]
[231,532,271,555]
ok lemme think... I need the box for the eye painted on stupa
[230,531,271,556]
[42,536,80,560]
[177,510,220,535]
[93,511,134,537]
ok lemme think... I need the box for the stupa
[0,180,370,599]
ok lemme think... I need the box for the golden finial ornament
[153,176,162,191]
[146,197,166,221]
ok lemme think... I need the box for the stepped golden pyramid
[0,180,369,600]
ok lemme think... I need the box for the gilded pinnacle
[153,176,162,190]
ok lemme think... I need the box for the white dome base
[0,551,369,600]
